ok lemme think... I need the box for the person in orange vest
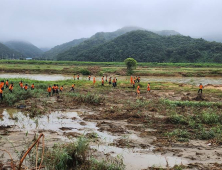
[77,75,80,80]
[31,83,34,90]
[0,88,3,100]
[52,84,56,95]
[101,76,104,86]
[9,83,13,93]
[73,74,76,80]
[130,75,133,84]
[93,76,96,86]
[24,84,28,91]
[147,83,151,92]
[60,86,63,92]
[55,84,59,94]
[133,80,135,89]
[19,81,23,89]
[5,80,9,88]
[109,77,112,85]
[70,84,75,92]
[88,75,91,81]
[198,83,204,94]
[48,86,52,97]
[137,85,140,97]
[0,80,4,90]
[112,77,116,87]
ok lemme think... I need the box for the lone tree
[124,57,137,75]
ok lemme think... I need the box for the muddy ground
[1,83,222,170]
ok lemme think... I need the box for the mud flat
[0,108,190,170]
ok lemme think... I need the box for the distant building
[25,58,32,60]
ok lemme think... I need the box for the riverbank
[1,60,222,77]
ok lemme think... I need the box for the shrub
[80,68,91,75]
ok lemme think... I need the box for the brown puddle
[0,108,191,169]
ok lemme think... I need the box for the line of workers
[0,76,204,101]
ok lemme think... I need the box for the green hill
[4,41,43,58]
[42,38,87,59]
[56,27,143,61]
[56,30,222,63]
[0,42,22,59]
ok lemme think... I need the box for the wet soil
[1,81,222,169]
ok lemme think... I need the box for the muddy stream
[1,73,222,85]
[0,108,188,169]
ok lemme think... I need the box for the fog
[1,0,222,48]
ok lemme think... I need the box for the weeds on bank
[165,107,222,143]
[37,136,124,170]
[66,92,105,105]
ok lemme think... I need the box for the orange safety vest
[60,87,63,91]
[72,84,75,88]
[147,84,150,91]
[47,87,51,92]
[93,77,96,83]
[6,81,9,86]
[0,88,2,94]
[199,85,203,89]
[24,85,28,90]
[9,85,13,90]
[102,78,104,83]
[137,86,140,94]
[112,79,115,83]
[20,83,23,88]
[130,76,133,84]
[31,84,34,89]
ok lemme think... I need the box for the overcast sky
[1,0,222,48]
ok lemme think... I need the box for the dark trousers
[0,93,3,100]
[198,89,202,94]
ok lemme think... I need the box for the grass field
[1,60,222,77]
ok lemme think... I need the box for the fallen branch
[0,149,15,170]
[18,133,45,170]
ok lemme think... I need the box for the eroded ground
[1,82,222,169]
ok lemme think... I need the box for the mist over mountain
[55,27,144,60]
[56,30,222,63]
[0,42,22,59]
[42,38,87,59]
[3,41,43,58]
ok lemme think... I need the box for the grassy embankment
[1,60,222,76]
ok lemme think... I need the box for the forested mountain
[56,30,222,63]
[42,38,87,59]
[0,42,22,59]
[56,27,143,60]
[4,41,43,58]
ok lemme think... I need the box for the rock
[59,127,73,131]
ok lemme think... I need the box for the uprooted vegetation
[1,77,222,169]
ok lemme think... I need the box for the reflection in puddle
[0,109,188,169]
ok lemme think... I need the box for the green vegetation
[31,136,124,170]
[3,41,43,58]
[0,43,22,59]
[124,58,137,75]
[1,60,222,77]
[56,30,222,63]
[57,27,141,61]
[43,38,87,59]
